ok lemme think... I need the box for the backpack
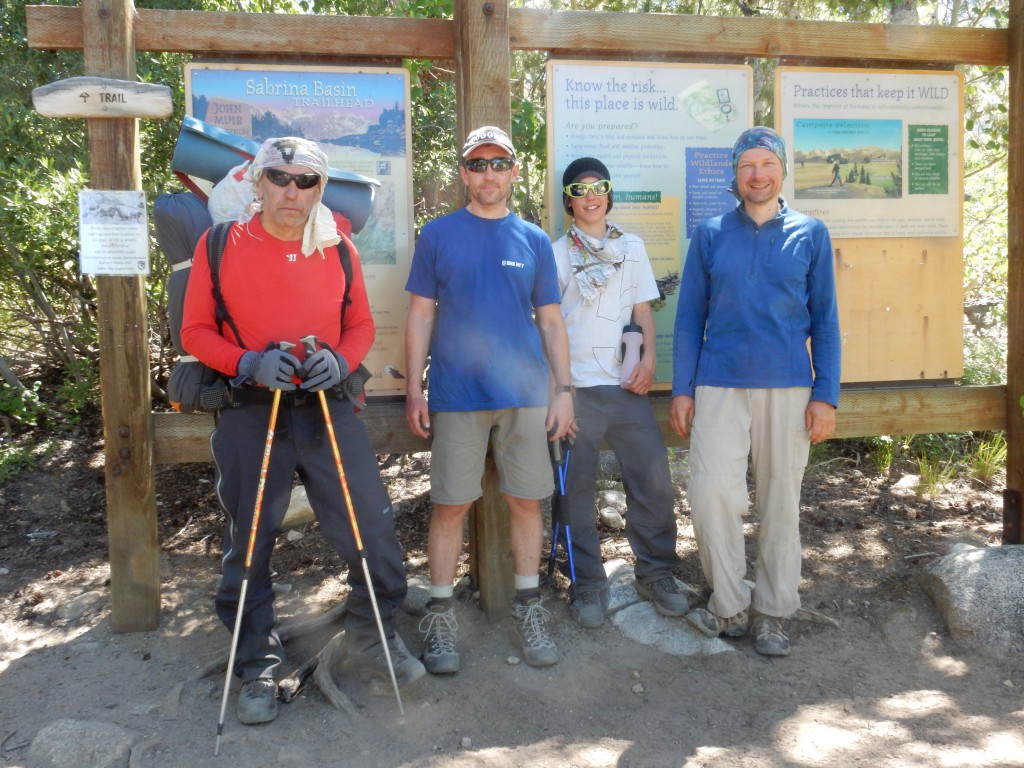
[163,213,369,413]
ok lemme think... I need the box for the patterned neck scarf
[567,221,627,303]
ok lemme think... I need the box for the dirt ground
[1,414,1023,768]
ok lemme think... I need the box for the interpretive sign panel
[186,63,413,396]
[776,68,963,239]
[547,61,753,385]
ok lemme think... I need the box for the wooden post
[83,0,161,630]
[1005,0,1024,544]
[454,0,516,620]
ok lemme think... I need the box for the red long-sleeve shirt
[181,214,374,377]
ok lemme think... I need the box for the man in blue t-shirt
[405,125,574,673]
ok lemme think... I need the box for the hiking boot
[237,678,279,725]
[418,601,460,675]
[685,607,749,638]
[342,632,427,687]
[511,595,558,667]
[569,586,610,629]
[635,576,690,617]
[752,615,791,657]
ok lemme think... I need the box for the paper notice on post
[79,189,150,276]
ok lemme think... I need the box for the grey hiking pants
[561,385,679,590]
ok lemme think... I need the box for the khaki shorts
[430,408,554,505]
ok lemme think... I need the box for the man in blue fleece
[669,127,840,657]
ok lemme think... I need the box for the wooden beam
[649,386,1006,447]
[27,6,1007,66]
[152,406,432,464]
[26,6,455,58]
[154,385,1007,464]
[511,9,1007,65]
[1005,0,1024,544]
[83,0,160,633]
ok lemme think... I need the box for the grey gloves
[234,342,350,393]
[300,348,350,392]
[236,348,301,391]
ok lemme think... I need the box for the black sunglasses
[464,157,515,173]
[264,168,321,190]
[564,180,612,198]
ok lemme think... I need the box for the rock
[598,507,625,531]
[284,529,304,543]
[610,602,732,657]
[460,737,472,749]
[29,719,135,768]
[282,484,314,529]
[923,544,1024,657]
[597,489,627,514]
[56,590,105,621]
[402,574,431,615]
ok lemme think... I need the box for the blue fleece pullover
[672,200,841,407]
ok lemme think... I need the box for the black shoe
[635,576,690,617]
[237,678,278,725]
[343,632,427,687]
[569,586,609,629]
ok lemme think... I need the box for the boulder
[923,544,1024,657]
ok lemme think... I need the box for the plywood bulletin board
[776,67,964,384]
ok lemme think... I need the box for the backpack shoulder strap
[336,234,353,328]
[206,221,246,349]
[204,222,352,343]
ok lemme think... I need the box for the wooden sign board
[32,76,173,119]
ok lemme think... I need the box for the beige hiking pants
[688,386,812,619]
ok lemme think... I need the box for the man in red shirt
[182,137,422,725]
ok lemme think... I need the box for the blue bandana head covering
[732,126,788,179]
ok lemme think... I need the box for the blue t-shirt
[406,208,561,411]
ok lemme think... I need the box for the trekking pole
[546,430,576,584]
[214,342,292,757]
[299,335,404,717]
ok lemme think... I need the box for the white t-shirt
[552,231,660,388]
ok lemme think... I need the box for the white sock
[429,585,454,601]
[514,574,539,592]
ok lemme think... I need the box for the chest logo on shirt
[502,260,525,269]
[285,252,298,262]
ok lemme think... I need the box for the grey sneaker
[342,632,427,687]
[685,607,749,638]
[418,602,460,675]
[512,596,558,667]
[237,678,279,725]
[569,586,609,629]
[635,576,690,617]
[752,615,791,657]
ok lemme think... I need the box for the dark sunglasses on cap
[464,157,515,173]
[263,168,321,190]
[564,179,612,198]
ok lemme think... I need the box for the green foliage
[916,449,957,500]
[55,358,100,425]
[865,435,895,475]
[0,381,47,430]
[967,430,1006,486]
[0,438,37,485]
